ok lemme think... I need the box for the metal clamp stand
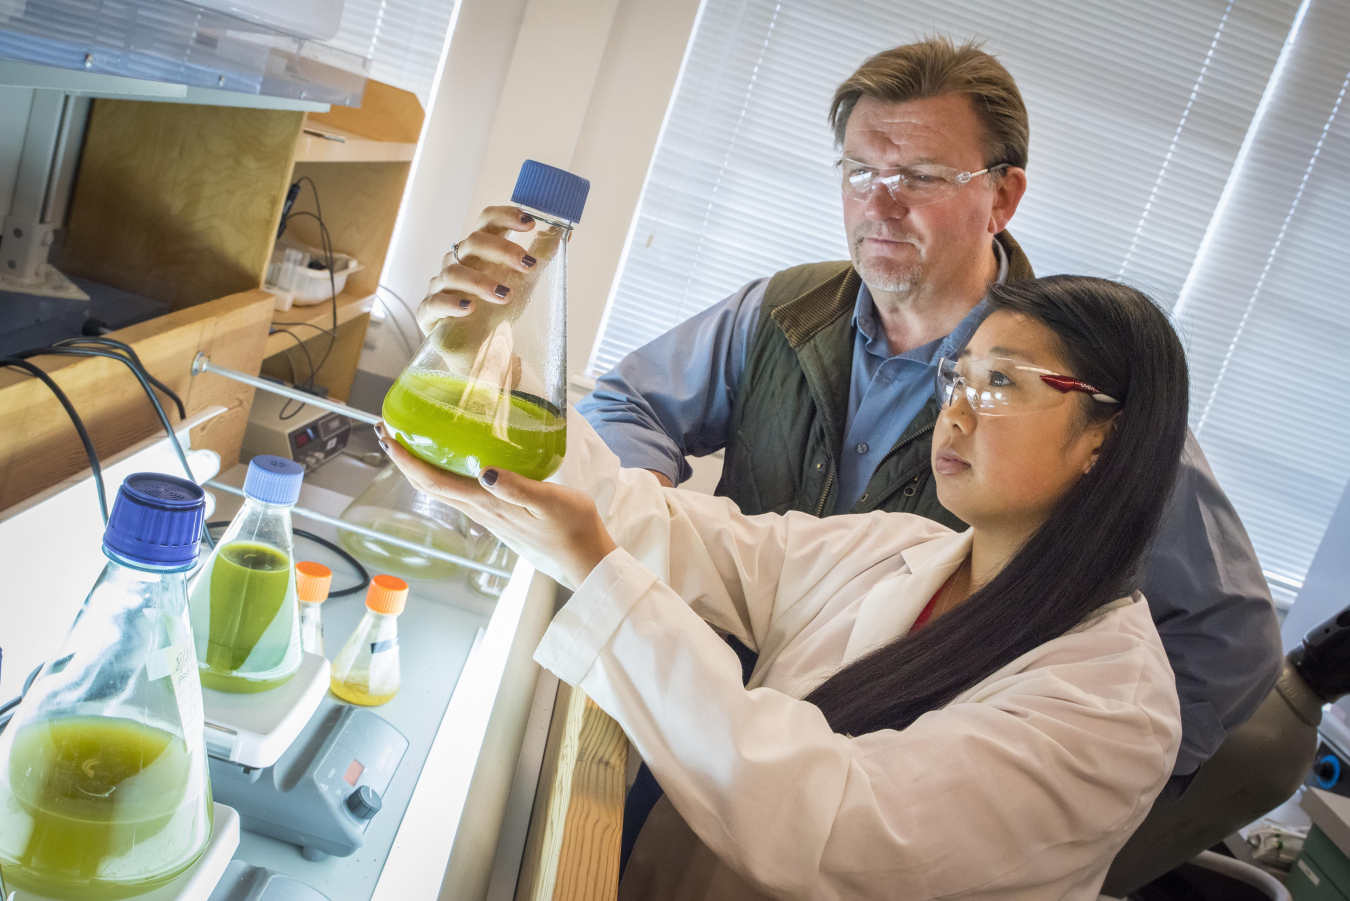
[192,353,381,425]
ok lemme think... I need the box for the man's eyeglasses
[935,356,1120,417]
[836,158,1010,207]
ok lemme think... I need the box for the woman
[380,275,1189,900]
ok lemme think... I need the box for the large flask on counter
[0,474,213,899]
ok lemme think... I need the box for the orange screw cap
[366,574,409,615]
[296,561,333,603]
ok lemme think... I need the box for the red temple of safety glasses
[1039,374,1120,405]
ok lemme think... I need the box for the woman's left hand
[376,424,617,588]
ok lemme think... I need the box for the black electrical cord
[273,176,339,383]
[376,283,420,355]
[206,522,369,598]
[12,341,212,547]
[53,337,186,419]
[1,357,108,522]
[270,327,317,421]
[19,346,202,524]
[277,209,338,378]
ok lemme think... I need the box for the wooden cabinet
[0,81,422,512]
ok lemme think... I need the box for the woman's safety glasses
[935,356,1120,417]
[836,158,1010,207]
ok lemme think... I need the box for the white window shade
[589,0,1302,377]
[588,0,1350,602]
[325,0,456,107]
[1175,0,1350,605]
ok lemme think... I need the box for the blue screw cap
[103,474,205,568]
[243,455,305,506]
[511,160,590,225]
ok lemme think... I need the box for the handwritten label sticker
[149,641,204,757]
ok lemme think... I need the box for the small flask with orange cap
[330,574,408,706]
[295,561,333,657]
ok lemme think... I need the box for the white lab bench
[0,422,559,901]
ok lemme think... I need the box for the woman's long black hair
[804,275,1190,736]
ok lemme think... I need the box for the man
[574,38,1282,790]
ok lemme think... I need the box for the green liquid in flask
[0,717,204,900]
[382,370,566,481]
[200,541,292,693]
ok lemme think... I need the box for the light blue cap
[243,455,304,506]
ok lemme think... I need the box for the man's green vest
[715,231,1034,527]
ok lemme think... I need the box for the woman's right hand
[416,205,540,335]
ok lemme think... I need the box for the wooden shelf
[5,78,426,513]
[293,124,417,163]
[266,290,375,358]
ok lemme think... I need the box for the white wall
[0,87,36,223]
[1282,480,1350,650]
[366,0,534,378]
[370,0,703,381]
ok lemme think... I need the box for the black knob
[1314,758,1339,781]
[345,785,382,820]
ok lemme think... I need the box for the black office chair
[1103,606,1350,896]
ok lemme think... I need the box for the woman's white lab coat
[518,411,1181,901]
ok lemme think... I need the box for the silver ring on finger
[451,241,464,264]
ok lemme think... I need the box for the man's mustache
[852,228,921,245]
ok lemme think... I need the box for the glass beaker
[338,463,469,582]
[383,160,589,481]
[0,474,213,900]
[188,455,304,693]
[330,575,408,707]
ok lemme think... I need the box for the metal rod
[205,479,513,579]
[192,352,382,426]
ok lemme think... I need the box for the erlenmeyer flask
[383,160,589,481]
[0,474,213,899]
[330,575,408,707]
[188,456,304,693]
[338,463,469,582]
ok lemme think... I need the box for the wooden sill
[266,290,375,357]
[294,124,417,163]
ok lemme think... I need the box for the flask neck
[227,496,295,537]
[243,496,295,516]
[516,203,575,232]
[102,547,195,577]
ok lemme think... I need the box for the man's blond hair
[829,37,1029,170]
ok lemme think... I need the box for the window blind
[589,0,1302,377]
[324,0,456,106]
[587,0,1349,602]
[1174,0,1350,607]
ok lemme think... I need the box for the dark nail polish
[481,469,499,487]
[520,213,534,224]
[494,284,510,298]
[459,298,472,309]
[522,254,537,268]
[377,438,389,451]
